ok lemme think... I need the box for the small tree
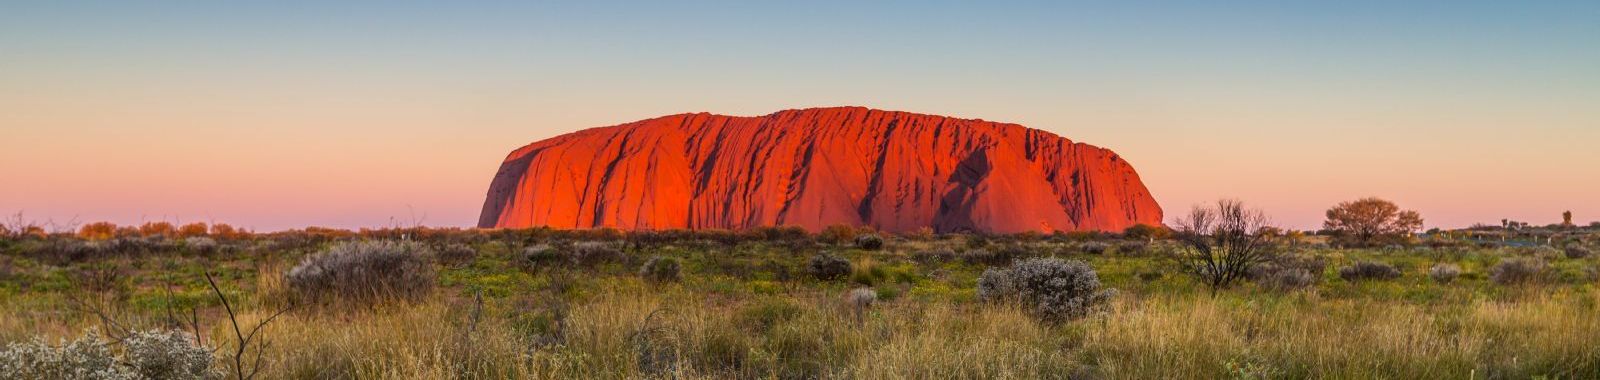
[1563,211,1574,227]
[1323,197,1423,247]
[1173,199,1278,295]
[1121,224,1170,243]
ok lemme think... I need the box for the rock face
[479,107,1162,234]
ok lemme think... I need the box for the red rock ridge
[479,107,1162,234]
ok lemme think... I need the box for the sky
[1,1,1596,232]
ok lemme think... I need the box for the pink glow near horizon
[2,3,1596,232]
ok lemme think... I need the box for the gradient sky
[2,1,1597,232]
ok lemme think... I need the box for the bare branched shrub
[975,258,1115,322]
[1339,261,1401,282]
[639,256,682,283]
[854,233,884,250]
[807,253,851,281]
[1429,263,1461,284]
[1173,199,1280,294]
[286,240,435,304]
[1490,257,1548,286]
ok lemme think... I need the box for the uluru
[478,107,1162,234]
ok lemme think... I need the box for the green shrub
[850,262,888,286]
[735,298,804,332]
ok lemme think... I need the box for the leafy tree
[1121,223,1170,243]
[137,221,176,237]
[1323,197,1423,247]
[77,222,117,241]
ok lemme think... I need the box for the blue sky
[2,1,1597,230]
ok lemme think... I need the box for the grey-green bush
[1490,257,1548,285]
[286,240,435,304]
[1080,242,1111,255]
[433,243,477,266]
[1429,263,1461,284]
[0,329,132,379]
[183,237,219,255]
[122,329,220,380]
[0,328,213,380]
[1338,261,1401,282]
[519,243,562,269]
[569,241,624,267]
[639,256,682,283]
[1260,268,1316,292]
[975,258,1115,322]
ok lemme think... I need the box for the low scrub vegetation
[286,240,435,305]
[1,223,1599,378]
[1339,261,1402,282]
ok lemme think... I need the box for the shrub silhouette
[807,253,851,281]
[286,240,435,305]
[1565,246,1592,259]
[1080,242,1110,255]
[854,233,885,250]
